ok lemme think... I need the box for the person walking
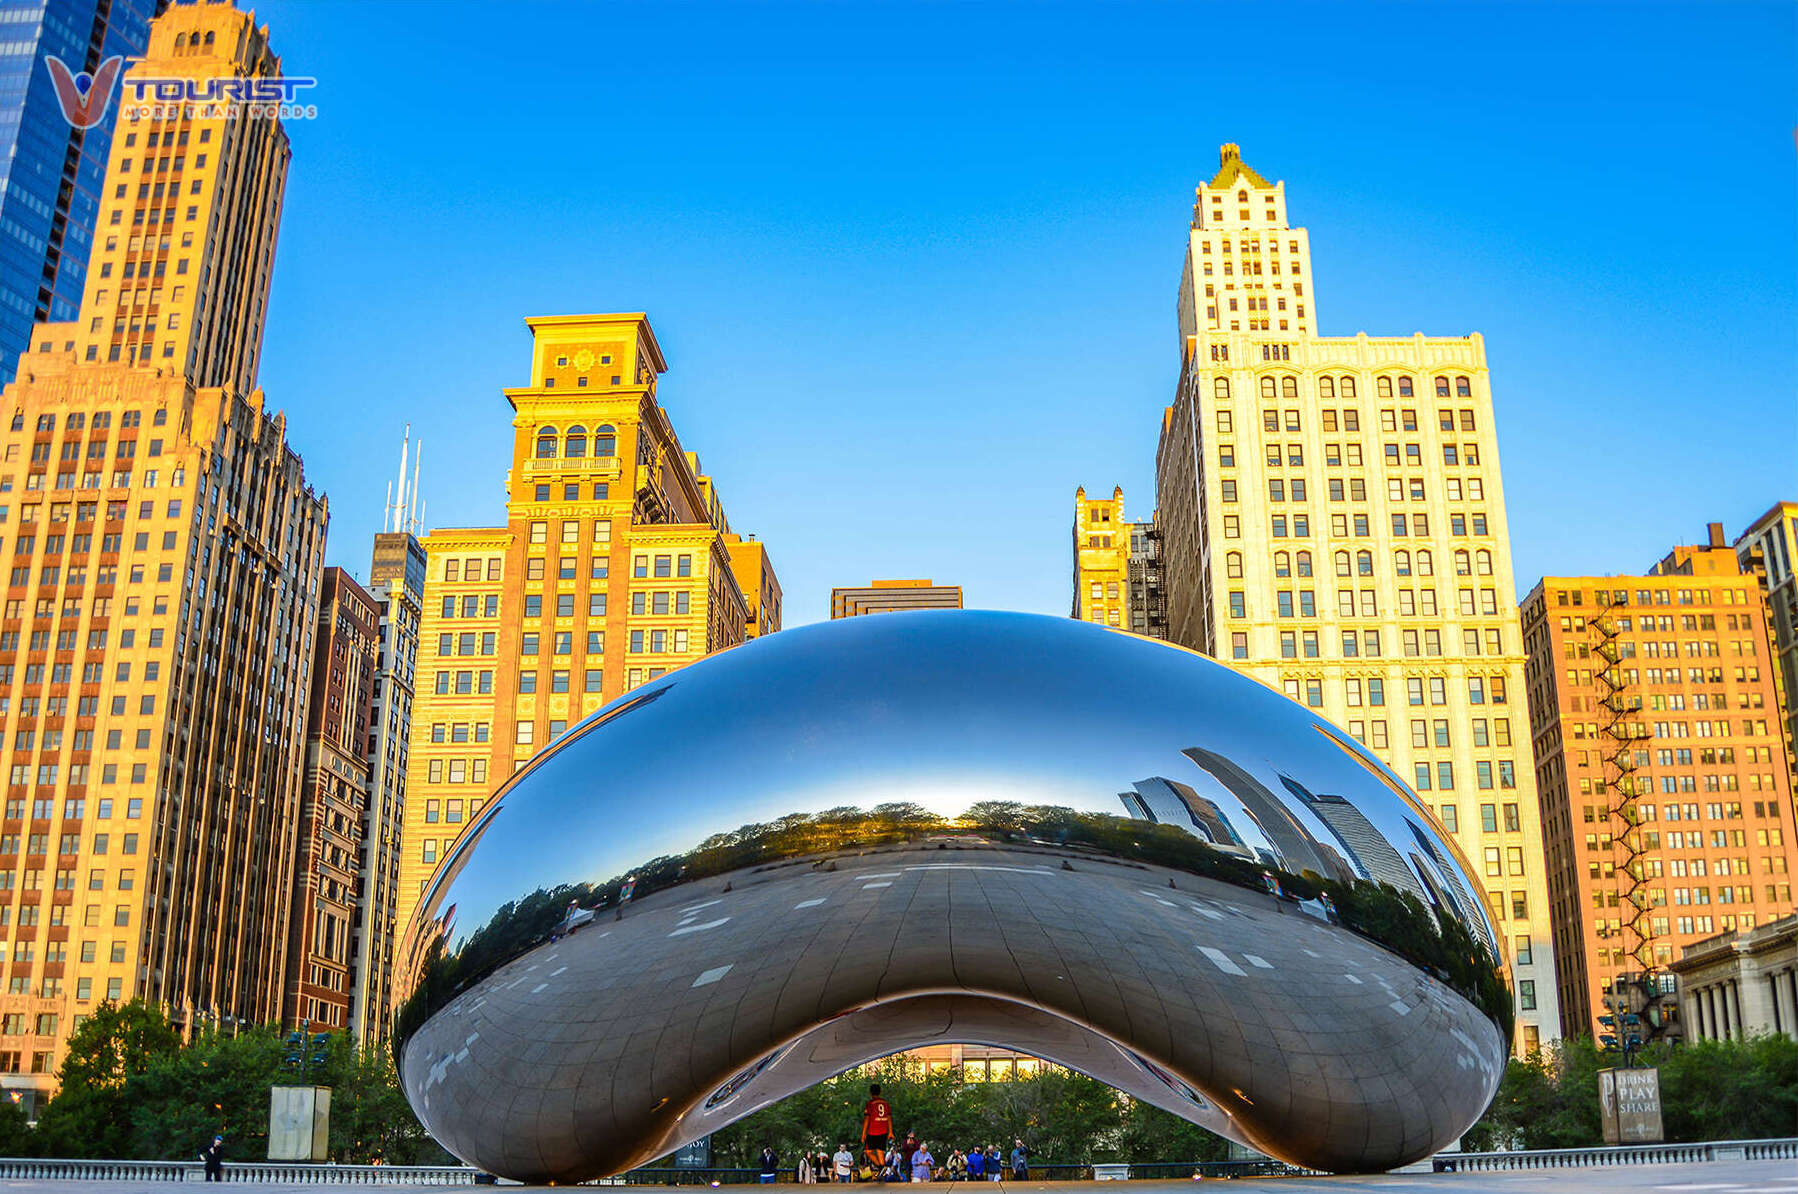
[1009,1141,1028,1181]
[202,1136,225,1183]
[860,1084,894,1173]
[909,1140,934,1183]
[760,1146,779,1184]
[965,1145,985,1182]
[832,1144,854,1184]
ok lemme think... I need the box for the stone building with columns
[1669,913,1797,1041]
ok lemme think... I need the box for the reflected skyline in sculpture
[392,612,1510,1182]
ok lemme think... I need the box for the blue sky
[245,1,1795,626]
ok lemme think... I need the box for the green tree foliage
[705,1059,1232,1169]
[34,999,181,1157]
[1462,1034,1798,1151]
[5,1001,451,1164]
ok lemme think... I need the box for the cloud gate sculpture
[393,611,1509,1181]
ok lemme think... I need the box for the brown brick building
[283,568,379,1030]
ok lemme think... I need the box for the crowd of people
[761,1085,1033,1184]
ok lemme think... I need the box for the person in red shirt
[860,1084,893,1171]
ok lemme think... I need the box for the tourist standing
[986,1146,1002,1181]
[760,1146,779,1183]
[833,1144,854,1183]
[202,1136,225,1182]
[797,1151,814,1183]
[1010,1141,1028,1181]
[965,1145,985,1182]
[910,1140,934,1183]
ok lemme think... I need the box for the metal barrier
[0,1159,483,1184]
[0,1140,1788,1184]
[1433,1137,1798,1172]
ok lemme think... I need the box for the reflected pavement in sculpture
[392,612,1509,1181]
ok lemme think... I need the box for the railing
[0,1159,482,1184]
[0,1139,1790,1184]
[1434,1137,1798,1172]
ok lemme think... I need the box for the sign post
[1597,1067,1663,1144]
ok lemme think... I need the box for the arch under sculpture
[393,612,1509,1182]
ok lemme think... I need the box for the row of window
[1279,674,1510,712]
[16,411,159,433]
[530,481,610,503]
[1245,511,1484,539]
[1209,375,1477,402]
[533,425,617,460]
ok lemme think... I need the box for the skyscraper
[0,0,321,1109]
[1154,144,1561,1051]
[284,568,379,1031]
[349,451,426,1047]
[395,313,779,938]
[1521,530,1797,1041]
[1072,486,1165,638]
[0,0,160,385]
[1734,502,1798,793]
[62,0,289,392]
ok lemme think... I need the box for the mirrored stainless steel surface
[393,611,1509,1180]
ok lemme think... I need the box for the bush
[1462,1033,1798,1151]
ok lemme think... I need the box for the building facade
[1522,532,1797,1041]
[1668,913,1797,1042]
[284,567,378,1031]
[724,534,780,639]
[349,526,424,1046]
[830,579,962,618]
[395,313,778,937]
[1153,144,1560,1051]
[1072,486,1164,637]
[0,0,323,1110]
[1734,502,1798,792]
[0,0,160,384]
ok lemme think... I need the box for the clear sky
[244,1,1795,626]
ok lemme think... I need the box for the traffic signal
[283,1032,303,1067]
[309,1032,331,1067]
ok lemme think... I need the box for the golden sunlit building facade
[1734,501,1798,793]
[0,1,324,1111]
[395,314,778,938]
[1522,529,1797,1041]
[1155,144,1561,1051]
[69,2,289,391]
[1072,486,1165,638]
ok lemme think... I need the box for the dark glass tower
[0,0,160,384]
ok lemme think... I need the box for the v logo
[45,55,124,130]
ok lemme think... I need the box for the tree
[34,1000,180,1157]
[1462,1033,1798,1151]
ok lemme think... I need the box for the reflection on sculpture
[392,612,1509,1182]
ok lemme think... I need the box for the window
[535,427,557,458]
